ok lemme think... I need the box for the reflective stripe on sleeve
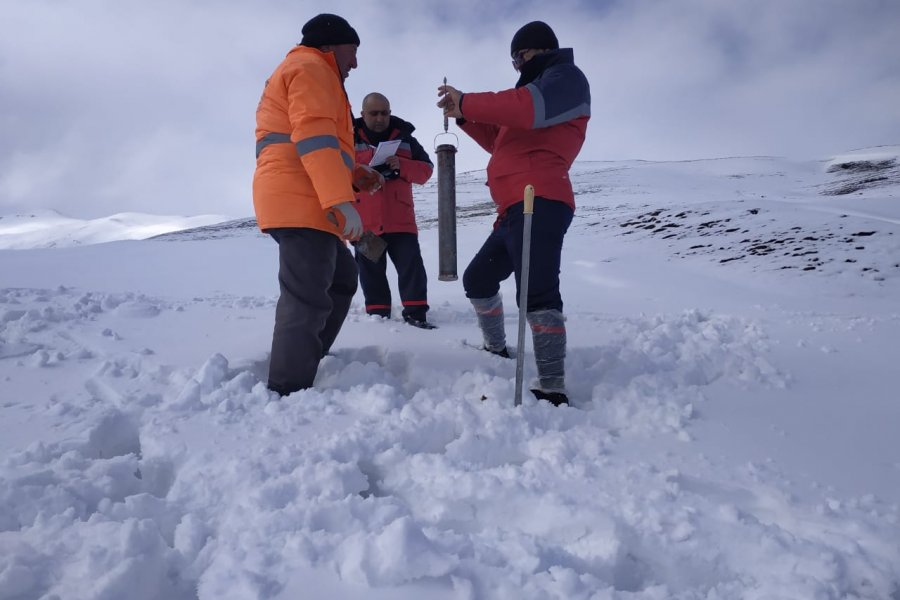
[297,135,353,172]
[258,132,353,172]
[295,134,340,156]
[255,132,291,158]
[340,150,353,170]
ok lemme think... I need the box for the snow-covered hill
[1,148,898,599]
[152,148,900,280]
[0,210,231,250]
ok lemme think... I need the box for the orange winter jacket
[253,46,356,234]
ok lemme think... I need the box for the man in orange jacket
[253,13,383,396]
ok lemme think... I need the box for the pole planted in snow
[514,184,535,406]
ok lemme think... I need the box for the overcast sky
[2,0,898,219]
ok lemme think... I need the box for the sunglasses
[366,110,391,117]
[511,49,529,69]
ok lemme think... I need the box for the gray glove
[328,202,363,240]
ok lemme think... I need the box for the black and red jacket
[353,116,433,234]
[458,48,590,216]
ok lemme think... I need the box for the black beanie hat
[510,21,559,56]
[300,13,360,48]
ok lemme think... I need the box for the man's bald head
[361,93,391,133]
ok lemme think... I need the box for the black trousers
[267,228,358,395]
[463,197,573,312]
[354,232,429,321]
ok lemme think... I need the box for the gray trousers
[267,228,358,395]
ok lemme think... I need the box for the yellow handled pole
[514,184,535,406]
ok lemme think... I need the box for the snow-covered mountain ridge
[0,210,230,250]
[153,148,900,283]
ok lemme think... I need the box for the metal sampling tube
[436,143,458,281]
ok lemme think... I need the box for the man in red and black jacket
[438,21,590,406]
[353,93,436,329]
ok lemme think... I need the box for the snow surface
[1,150,899,599]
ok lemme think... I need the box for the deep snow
[1,148,899,599]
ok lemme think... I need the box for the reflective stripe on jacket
[459,48,590,216]
[253,46,356,234]
[353,116,433,234]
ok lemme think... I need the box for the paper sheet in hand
[368,140,402,167]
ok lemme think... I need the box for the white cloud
[1,0,898,217]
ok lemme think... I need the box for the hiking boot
[404,316,437,330]
[530,388,569,407]
[483,345,511,358]
[268,383,302,397]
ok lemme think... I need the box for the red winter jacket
[459,48,590,216]
[354,117,433,234]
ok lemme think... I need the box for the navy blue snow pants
[463,197,573,311]
[354,232,429,321]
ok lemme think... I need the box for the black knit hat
[300,13,360,48]
[510,21,559,56]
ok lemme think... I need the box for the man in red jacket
[353,93,436,329]
[438,21,591,406]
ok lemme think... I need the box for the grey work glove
[327,202,364,241]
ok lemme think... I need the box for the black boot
[404,315,437,329]
[530,388,568,406]
[483,345,511,358]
